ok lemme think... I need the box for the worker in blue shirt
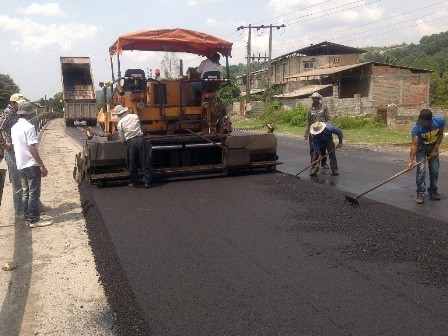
[407,109,445,204]
[309,121,343,176]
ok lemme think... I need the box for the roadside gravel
[0,118,115,335]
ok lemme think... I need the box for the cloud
[17,2,65,17]
[0,15,100,52]
[186,0,222,6]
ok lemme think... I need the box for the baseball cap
[10,93,24,102]
[416,109,433,126]
[17,100,36,115]
[113,105,128,115]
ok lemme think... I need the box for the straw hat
[309,121,326,135]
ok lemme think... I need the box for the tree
[160,52,180,80]
[0,74,20,109]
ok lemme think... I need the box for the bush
[332,115,369,129]
[284,104,308,126]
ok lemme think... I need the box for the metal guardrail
[31,112,64,133]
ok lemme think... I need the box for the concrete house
[267,41,365,85]
[275,62,432,125]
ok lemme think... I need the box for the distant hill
[361,31,448,108]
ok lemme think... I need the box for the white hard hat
[310,92,322,99]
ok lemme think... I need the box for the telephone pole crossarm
[237,24,286,105]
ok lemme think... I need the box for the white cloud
[17,2,65,17]
[186,0,222,6]
[0,15,99,52]
[207,18,218,26]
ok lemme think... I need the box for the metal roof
[297,63,366,77]
[274,84,333,98]
[272,41,366,62]
[297,62,433,78]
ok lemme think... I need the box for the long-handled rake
[345,156,433,205]
[295,148,337,178]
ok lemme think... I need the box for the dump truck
[60,57,97,126]
[73,28,280,185]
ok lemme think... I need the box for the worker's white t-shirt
[196,59,223,78]
[11,118,39,169]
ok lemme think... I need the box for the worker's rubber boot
[309,167,318,176]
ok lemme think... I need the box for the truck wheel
[65,119,74,127]
[87,120,97,127]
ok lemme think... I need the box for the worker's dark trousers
[312,138,338,171]
[127,136,152,186]
[308,137,327,166]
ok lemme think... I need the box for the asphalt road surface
[75,130,448,335]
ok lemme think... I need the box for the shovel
[345,155,433,205]
[295,148,337,178]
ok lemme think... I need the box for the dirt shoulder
[0,118,114,335]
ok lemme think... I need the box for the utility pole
[267,25,273,104]
[246,24,251,105]
[237,24,285,105]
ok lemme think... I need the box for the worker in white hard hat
[113,105,152,188]
[304,92,330,171]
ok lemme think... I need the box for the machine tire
[65,119,74,127]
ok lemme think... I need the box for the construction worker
[0,94,51,219]
[309,121,343,176]
[189,52,223,105]
[304,92,331,171]
[407,109,445,204]
[113,105,152,188]
[11,100,52,227]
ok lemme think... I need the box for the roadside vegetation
[232,101,415,147]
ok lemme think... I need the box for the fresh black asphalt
[80,166,448,335]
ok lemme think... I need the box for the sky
[1,0,448,101]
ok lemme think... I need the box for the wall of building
[269,54,360,85]
[370,65,430,105]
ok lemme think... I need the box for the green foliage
[0,74,20,109]
[332,115,369,129]
[249,101,385,131]
[217,81,241,106]
[256,102,307,126]
[283,103,308,126]
[224,62,263,79]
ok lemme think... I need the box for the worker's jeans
[20,165,41,223]
[190,81,202,102]
[4,150,24,216]
[416,145,439,195]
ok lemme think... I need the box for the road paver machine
[73,28,280,185]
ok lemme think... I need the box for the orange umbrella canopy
[109,28,233,57]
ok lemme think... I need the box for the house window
[283,63,288,75]
[303,61,315,69]
[333,57,339,63]
[276,64,281,76]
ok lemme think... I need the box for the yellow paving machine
[73,28,280,185]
